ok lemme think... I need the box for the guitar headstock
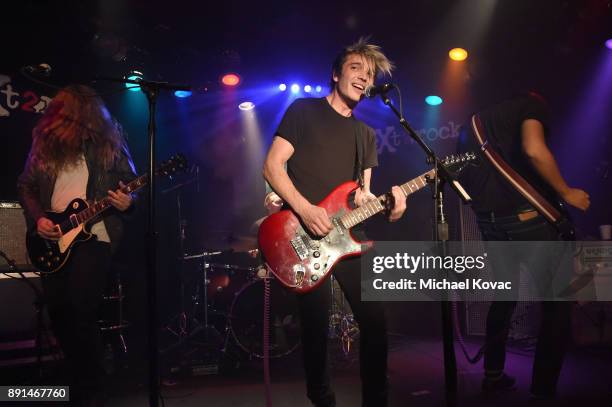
[440,152,477,173]
[157,153,188,178]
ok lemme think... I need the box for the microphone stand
[94,76,191,407]
[377,89,471,406]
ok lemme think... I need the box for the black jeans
[477,212,572,394]
[297,256,388,407]
[42,239,111,399]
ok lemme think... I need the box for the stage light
[221,73,241,87]
[315,85,322,93]
[425,95,443,106]
[291,84,300,93]
[449,48,468,61]
[124,70,144,92]
[606,39,612,50]
[239,101,255,111]
[279,83,287,91]
[174,90,192,98]
[304,85,312,93]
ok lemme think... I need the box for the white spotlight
[239,101,255,111]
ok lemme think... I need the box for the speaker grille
[0,202,30,271]
[458,202,538,339]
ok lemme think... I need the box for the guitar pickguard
[58,224,84,253]
[285,209,362,290]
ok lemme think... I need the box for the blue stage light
[174,90,192,98]
[425,95,443,106]
[124,70,144,92]
[279,83,287,91]
[291,84,300,93]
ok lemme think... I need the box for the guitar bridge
[290,235,309,260]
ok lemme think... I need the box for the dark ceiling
[5,0,612,92]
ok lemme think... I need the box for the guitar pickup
[290,235,309,260]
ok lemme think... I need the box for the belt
[476,207,539,223]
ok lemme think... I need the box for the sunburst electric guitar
[258,152,476,294]
[26,154,188,274]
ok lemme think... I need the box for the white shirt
[51,155,110,243]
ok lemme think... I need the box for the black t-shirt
[276,97,378,205]
[457,94,556,214]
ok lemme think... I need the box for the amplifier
[0,201,29,271]
[458,201,539,338]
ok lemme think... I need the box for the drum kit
[160,178,358,372]
[182,246,301,359]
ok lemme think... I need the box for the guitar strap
[470,113,567,228]
[354,123,365,189]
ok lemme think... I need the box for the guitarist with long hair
[17,84,136,405]
[263,38,407,407]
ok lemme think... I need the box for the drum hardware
[328,275,359,356]
[165,245,352,361]
[183,251,223,260]
[159,182,300,362]
[161,180,225,355]
[225,270,300,359]
[98,271,129,348]
[98,269,130,374]
[161,255,258,355]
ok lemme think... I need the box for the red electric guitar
[258,152,476,294]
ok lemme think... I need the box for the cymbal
[227,234,258,252]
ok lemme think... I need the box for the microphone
[364,83,394,98]
[24,63,52,77]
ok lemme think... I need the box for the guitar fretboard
[340,169,435,229]
[59,174,148,232]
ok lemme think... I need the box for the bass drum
[229,277,300,358]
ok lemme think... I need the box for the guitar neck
[340,169,435,229]
[74,174,148,226]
